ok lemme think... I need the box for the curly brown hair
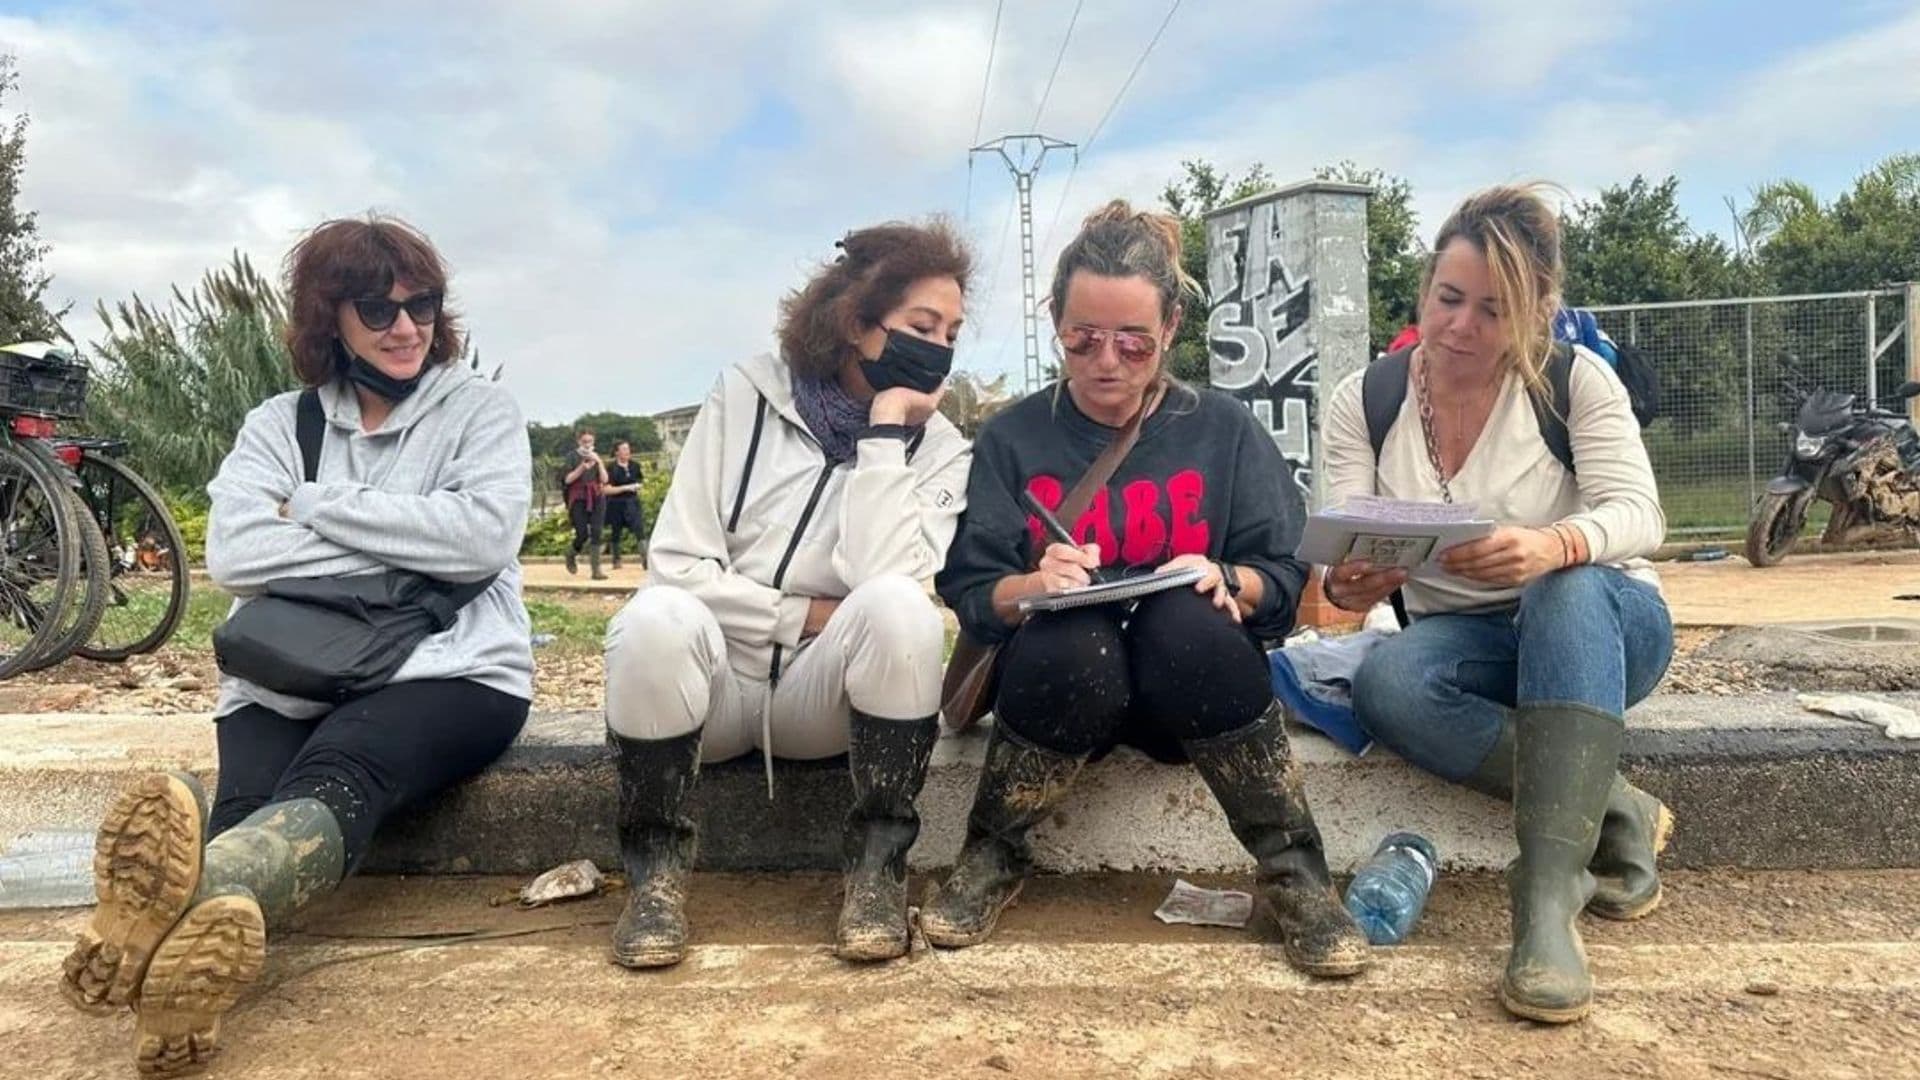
[775,218,973,380]
[283,214,465,387]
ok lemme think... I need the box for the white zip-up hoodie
[646,352,971,683]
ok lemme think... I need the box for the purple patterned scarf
[790,375,874,464]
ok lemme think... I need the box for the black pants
[993,588,1273,763]
[569,499,604,554]
[211,680,529,870]
[604,498,645,560]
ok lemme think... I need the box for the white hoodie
[646,352,971,683]
[205,362,534,718]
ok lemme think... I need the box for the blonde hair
[1425,183,1564,398]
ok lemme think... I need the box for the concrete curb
[2,693,1915,875]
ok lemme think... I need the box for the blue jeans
[1350,566,1673,783]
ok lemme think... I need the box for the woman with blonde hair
[1322,184,1672,1022]
[926,200,1370,978]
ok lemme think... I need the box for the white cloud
[4,0,1918,422]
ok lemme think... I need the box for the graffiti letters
[1206,198,1317,494]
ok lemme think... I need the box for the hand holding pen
[1023,489,1105,591]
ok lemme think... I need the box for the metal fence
[1588,286,1917,537]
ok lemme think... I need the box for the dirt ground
[2,869,1915,1079]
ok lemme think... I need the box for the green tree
[1560,175,1749,306]
[1316,161,1424,356]
[1746,154,1920,295]
[88,254,298,499]
[1160,160,1276,383]
[0,55,64,343]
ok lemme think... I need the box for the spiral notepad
[1017,566,1208,614]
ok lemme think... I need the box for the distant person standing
[563,428,609,579]
[603,439,647,570]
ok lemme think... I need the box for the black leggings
[569,499,604,554]
[993,587,1274,762]
[211,679,529,870]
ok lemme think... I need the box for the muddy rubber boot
[1184,701,1370,978]
[612,553,623,570]
[135,798,345,1077]
[920,723,1087,949]
[62,772,208,1014]
[566,546,578,574]
[1465,719,1674,920]
[1500,702,1623,1024]
[590,545,608,581]
[835,712,940,962]
[608,728,701,970]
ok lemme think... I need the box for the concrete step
[2,692,1916,875]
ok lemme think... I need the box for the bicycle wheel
[73,452,191,660]
[21,485,111,671]
[0,441,83,678]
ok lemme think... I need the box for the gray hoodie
[205,362,534,719]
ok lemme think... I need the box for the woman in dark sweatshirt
[927,200,1369,978]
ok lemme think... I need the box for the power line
[1082,0,1181,154]
[1036,0,1182,260]
[1030,0,1085,130]
[963,0,1007,223]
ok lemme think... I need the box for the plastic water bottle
[1343,831,1438,945]
[0,829,98,909]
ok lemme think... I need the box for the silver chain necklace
[1413,349,1454,504]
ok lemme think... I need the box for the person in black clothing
[563,427,608,578]
[926,199,1370,978]
[602,439,646,569]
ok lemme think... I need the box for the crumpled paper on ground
[1152,879,1254,928]
[1798,693,1920,739]
[518,859,606,907]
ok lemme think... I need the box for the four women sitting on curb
[61,181,1674,1078]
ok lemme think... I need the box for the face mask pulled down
[339,343,426,402]
[861,329,954,395]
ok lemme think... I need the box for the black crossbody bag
[212,389,499,702]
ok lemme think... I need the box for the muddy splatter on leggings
[993,587,1272,762]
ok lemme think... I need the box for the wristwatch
[1216,560,1243,597]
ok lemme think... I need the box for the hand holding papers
[1297,496,1495,573]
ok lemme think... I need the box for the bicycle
[0,341,189,675]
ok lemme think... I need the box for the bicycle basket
[0,342,89,420]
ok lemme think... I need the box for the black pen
[1022,489,1106,585]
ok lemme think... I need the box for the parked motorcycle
[1746,378,1920,567]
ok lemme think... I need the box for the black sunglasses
[351,292,442,332]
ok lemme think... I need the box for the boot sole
[1585,804,1675,922]
[921,880,1023,950]
[1498,982,1592,1024]
[834,931,910,963]
[62,774,204,1014]
[1287,949,1371,979]
[134,895,267,1077]
[611,944,686,970]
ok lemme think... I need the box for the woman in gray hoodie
[60,216,533,1077]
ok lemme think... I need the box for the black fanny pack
[212,387,498,702]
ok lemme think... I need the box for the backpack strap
[1361,347,1414,461]
[296,388,325,483]
[1526,343,1577,475]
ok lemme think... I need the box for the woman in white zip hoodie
[61,216,532,1077]
[604,221,973,966]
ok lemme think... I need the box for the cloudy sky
[6,0,1920,421]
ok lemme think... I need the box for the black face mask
[339,343,426,402]
[861,329,953,394]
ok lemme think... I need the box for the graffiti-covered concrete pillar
[1204,180,1371,510]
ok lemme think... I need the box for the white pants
[604,575,945,763]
